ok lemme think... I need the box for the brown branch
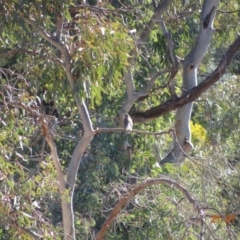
[132,35,240,123]
[46,136,65,193]
[40,118,66,193]
[96,177,198,240]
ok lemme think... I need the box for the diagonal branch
[132,35,240,123]
[96,177,198,240]
[40,118,65,192]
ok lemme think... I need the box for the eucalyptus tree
[1,0,240,239]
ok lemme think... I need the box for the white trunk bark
[160,0,220,164]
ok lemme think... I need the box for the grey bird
[123,113,133,133]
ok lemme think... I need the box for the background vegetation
[0,0,240,239]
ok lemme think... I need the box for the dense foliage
[0,0,240,239]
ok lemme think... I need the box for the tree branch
[96,177,198,240]
[23,14,95,240]
[132,35,240,123]
[121,0,174,113]
[41,118,65,192]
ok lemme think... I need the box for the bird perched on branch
[123,113,133,133]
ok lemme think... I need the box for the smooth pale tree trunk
[160,0,220,164]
